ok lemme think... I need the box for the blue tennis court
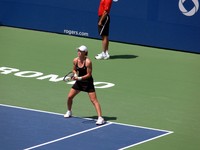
[0,104,173,150]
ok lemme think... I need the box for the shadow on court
[82,116,117,124]
[110,54,138,59]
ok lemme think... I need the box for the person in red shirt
[95,0,113,60]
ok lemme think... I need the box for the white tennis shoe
[64,110,72,118]
[104,53,110,60]
[95,52,110,60]
[96,116,105,125]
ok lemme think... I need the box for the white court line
[24,123,111,150]
[118,131,172,150]
[0,103,64,117]
[112,121,174,134]
[0,104,174,150]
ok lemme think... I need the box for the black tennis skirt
[72,79,95,92]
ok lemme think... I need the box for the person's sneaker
[96,117,105,125]
[95,52,105,60]
[104,52,110,60]
[64,111,72,118]
[95,52,110,60]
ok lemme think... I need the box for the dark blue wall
[0,0,199,53]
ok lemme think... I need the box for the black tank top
[75,60,93,81]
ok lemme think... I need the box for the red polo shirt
[98,0,112,16]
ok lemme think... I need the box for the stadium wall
[0,0,199,53]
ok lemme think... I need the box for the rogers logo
[179,0,199,16]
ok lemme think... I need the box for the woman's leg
[67,88,80,111]
[88,92,102,117]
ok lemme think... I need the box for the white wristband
[77,77,82,81]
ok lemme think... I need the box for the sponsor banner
[110,0,200,53]
[0,0,199,53]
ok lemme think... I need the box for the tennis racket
[63,71,79,82]
[63,71,74,82]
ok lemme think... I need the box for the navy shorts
[98,15,110,36]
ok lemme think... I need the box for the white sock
[102,51,106,57]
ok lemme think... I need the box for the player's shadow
[82,116,117,124]
[110,54,138,59]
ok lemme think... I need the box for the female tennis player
[64,45,105,125]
